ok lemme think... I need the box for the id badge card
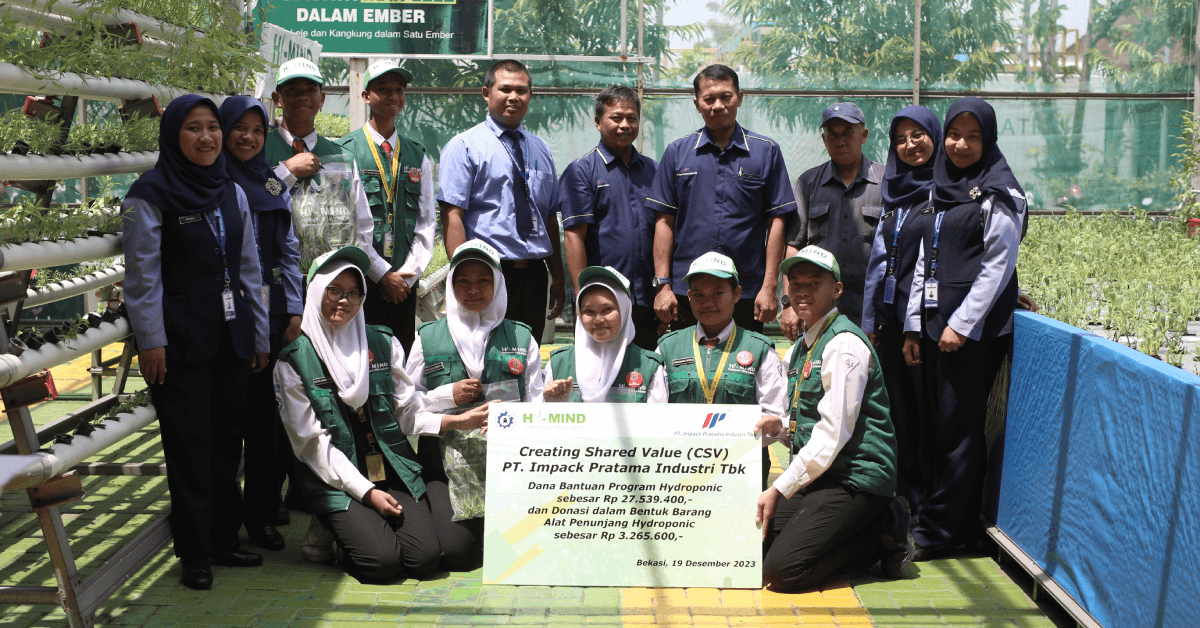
[883,275,897,305]
[260,285,270,307]
[365,453,386,482]
[222,289,237,321]
[923,279,939,309]
[383,231,395,258]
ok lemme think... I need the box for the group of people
[120,55,1028,594]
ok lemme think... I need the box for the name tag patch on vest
[507,358,524,375]
[625,371,643,388]
[736,351,754,367]
[179,214,202,224]
[673,357,695,367]
[313,376,333,387]
[423,362,445,376]
[787,368,798,378]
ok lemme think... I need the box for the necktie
[701,337,720,348]
[293,138,307,154]
[381,140,393,161]
[502,129,534,236]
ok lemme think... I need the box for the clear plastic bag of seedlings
[289,155,359,274]
[441,379,520,521]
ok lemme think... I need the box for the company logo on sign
[701,413,726,429]
[496,411,515,430]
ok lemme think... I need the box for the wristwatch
[652,277,672,287]
[781,294,790,307]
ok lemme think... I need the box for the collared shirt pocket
[807,203,830,244]
[593,182,612,220]
[861,204,883,242]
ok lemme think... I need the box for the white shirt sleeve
[391,337,440,436]
[524,338,546,402]
[274,361,376,503]
[755,348,788,446]
[905,240,926,333]
[646,365,668,403]
[396,155,437,288]
[772,332,873,498]
[404,335,458,430]
[273,163,297,190]
[948,195,1021,340]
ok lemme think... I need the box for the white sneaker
[301,515,335,563]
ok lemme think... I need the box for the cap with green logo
[307,246,371,285]
[364,60,414,89]
[578,266,632,298]
[683,252,740,284]
[780,245,841,282]
[450,239,502,269]
[276,58,323,87]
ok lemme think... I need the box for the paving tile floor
[0,346,1067,627]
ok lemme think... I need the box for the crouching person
[758,246,914,591]
[275,246,441,582]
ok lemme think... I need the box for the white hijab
[445,256,508,378]
[301,260,370,409]
[574,281,636,403]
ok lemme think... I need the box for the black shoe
[912,545,951,562]
[211,548,264,567]
[272,502,290,526]
[247,524,285,551]
[181,559,213,590]
[880,496,915,578]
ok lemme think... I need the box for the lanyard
[365,133,401,204]
[205,210,231,289]
[691,327,738,404]
[885,208,910,276]
[498,131,539,214]
[929,210,946,279]
[789,312,840,413]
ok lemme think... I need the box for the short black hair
[484,59,531,90]
[692,64,739,96]
[594,85,641,120]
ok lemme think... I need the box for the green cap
[276,58,323,87]
[683,252,739,284]
[307,246,371,285]
[577,266,631,298]
[450,239,502,269]
[780,245,841,282]
[364,59,414,89]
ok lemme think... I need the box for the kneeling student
[758,246,914,592]
[274,247,451,583]
[544,266,666,403]
[655,253,787,486]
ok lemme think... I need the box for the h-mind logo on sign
[701,412,726,429]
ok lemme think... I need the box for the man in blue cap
[783,102,884,337]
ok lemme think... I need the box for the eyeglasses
[325,286,363,305]
[893,130,929,147]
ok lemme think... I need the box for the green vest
[788,314,897,497]
[658,326,775,405]
[264,128,348,187]
[418,318,533,400]
[277,325,426,513]
[335,127,425,269]
[548,344,664,403]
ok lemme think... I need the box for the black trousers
[911,333,1008,550]
[762,478,891,592]
[876,325,927,511]
[243,325,291,528]
[671,297,764,334]
[149,325,249,560]
[316,487,441,583]
[630,304,661,352]
[417,435,484,570]
[363,277,418,354]
[500,260,549,341]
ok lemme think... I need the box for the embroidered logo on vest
[408,168,421,183]
[626,371,643,388]
[736,351,754,367]
[507,358,524,375]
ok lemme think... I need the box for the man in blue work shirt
[647,64,796,334]
[783,102,884,336]
[558,85,659,350]
[438,59,566,341]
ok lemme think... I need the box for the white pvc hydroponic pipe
[0,62,224,104]
[1,0,203,43]
[0,404,156,492]
[0,234,122,272]
[0,317,130,388]
[23,265,124,308]
[0,5,176,56]
[0,151,158,181]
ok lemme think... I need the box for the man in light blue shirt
[437,59,565,340]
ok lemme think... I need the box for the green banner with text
[259,0,488,56]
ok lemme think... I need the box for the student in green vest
[543,266,666,403]
[655,252,788,488]
[275,246,489,582]
[757,246,913,592]
[404,238,546,568]
[335,60,435,352]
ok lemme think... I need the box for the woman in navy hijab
[901,97,1025,561]
[122,95,270,590]
[861,105,941,534]
[218,95,305,554]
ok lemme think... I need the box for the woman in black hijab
[901,97,1025,561]
[122,94,270,590]
[218,96,305,552]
